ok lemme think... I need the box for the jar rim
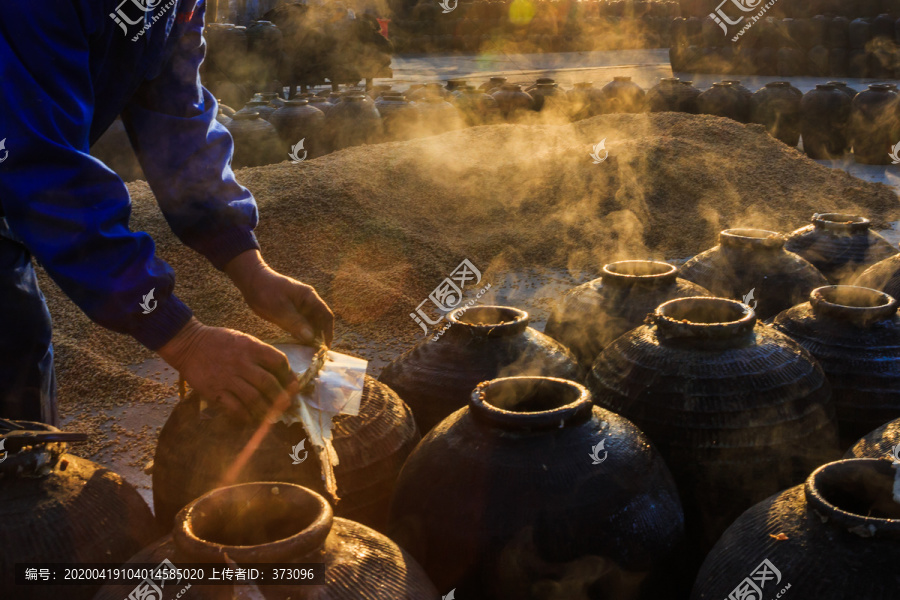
[469,376,594,431]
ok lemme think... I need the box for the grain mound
[41,112,898,457]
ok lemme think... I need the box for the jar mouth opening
[766,81,790,87]
[868,83,896,91]
[657,297,752,325]
[233,112,261,119]
[660,77,680,83]
[470,377,593,430]
[175,483,333,560]
[826,81,847,86]
[720,228,785,249]
[805,460,900,534]
[284,100,309,105]
[816,84,837,90]
[449,305,528,332]
[812,213,870,231]
[613,76,632,82]
[810,285,898,324]
[602,260,677,281]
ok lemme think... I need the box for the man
[0,0,334,424]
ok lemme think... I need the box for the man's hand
[225,250,335,346]
[158,318,299,421]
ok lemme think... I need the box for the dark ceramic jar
[259,91,285,108]
[646,77,700,113]
[480,75,508,94]
[453,87,501,125]
[306,95,333,117]
[379,306,582,435]
[697,82,751,122]
[325,93,383,150]
[849,17,871,49]
[567,81,605,119]
[589,297,840,554]
[854,254,900,302]
[236,99,276,120]
[828,80,858,99]
[784,213,899,284]
[808,44,830,75]
[600,76,646,113]
[544,260,710,369]
[223,112,282,168]
[268,99,325,155]
[850,83,900,165]
[388,377,685,600]
[375,93,420,140]
[826,15,849,48]
[750,81,802,146]
[772,285,900,446]
[152,363,419,532]
[844,416,900,459]
[414,95,465,134]
[0,422,158,600]
[679,229,828,320]
[491,84,534,120]
[872,13,895,40]
[691,459,900,600]
[93,483,438,600]
[530,82,571,117]
[809,14,828,46]
[800,83,851,159]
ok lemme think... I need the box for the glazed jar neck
[469,376,594,432]
[810,285,899,327]
[601,260,678,289]
[718,228,786,253]
[804,459,900,540]
[445,306,530,340]
[650,297,756,349]
[811,213,871,234]
[173,483,334,563]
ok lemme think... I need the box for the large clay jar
[772,285,900,446]
[784,213,899,284]
[375,93,420,140]
[849,17,872,49]
[223,112,282,168]
[691,459,900,600]
[453,86,501,126]
[0,422,158,600]
[855,253,900,301]
[697,82,750,122]
[152,353,419,532]
[567,81,605,119]
[491,84,534,120]
[388,377,685,600]
[679,229,828,320]
[530,82,571,118]
[589,297,840,555]
[93,483,438,600]
[544,260,710,369]
[646,77,701,113]
[844,416,900,459]
[236,99,276,121]
[268,99,325,157]
[379,306,582,435]
[800,83,851,159]
[325,93,383,151]
[750,81,802,146]
[826,15,849,48]
[600,76,646,113]
[850,83,900,165]
[828,80,858,99]
[414,95,465,135]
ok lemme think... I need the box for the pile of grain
[42,112,898,458]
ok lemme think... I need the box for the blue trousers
[0,219,57,425]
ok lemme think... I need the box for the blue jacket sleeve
[0,1,192,351]
[122,0,261,271]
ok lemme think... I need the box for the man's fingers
[251,344,295,388]
[290,284,335,346]
[215,390,252,422]
[232,377,270,421]
[244,366,291,408]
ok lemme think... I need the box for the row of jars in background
[668,79,900,164]
[679,0,900,19]
[391,16,675,53]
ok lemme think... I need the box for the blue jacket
[0,0,260,350]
